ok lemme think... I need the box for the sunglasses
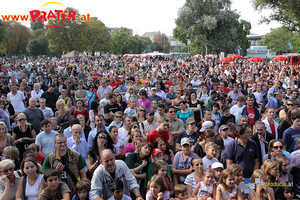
[140,110,146,112]
[273,146,283,149]
[132,125,139,129]
[115,116,122,118]
[18,118,26,122]
[169,111,176,113]
[287,104,293,106]
[98,136,107,140]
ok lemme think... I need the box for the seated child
[108,178,132,200]
[275,155,292,183]
[72,180,91,200]
[147,149,171,181]
[28,143,46,165]
[212,162,224,185]
[2,146,20,170]
[202,142,219,169]
[39,168,71,200]
[192,168,215,199]
[170,184,197,200]
[23,150,42,169]
[124,99,137,117]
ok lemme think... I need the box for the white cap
[212,162,224,169]
[200,121,214,132]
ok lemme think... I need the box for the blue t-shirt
[175,131,199,146]
[282,127,300,153]
[35,130,58,156]
[176,110,194,125]
[173,151,197,184]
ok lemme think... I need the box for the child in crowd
[219,105,235,127]
[212,162,224,184]
[249,169,275,200]
[124,99,137,117]
[216,169,242,200]
[219,125,234,166]
[22,150,42,169]
[194,129,215,158]
[109,126,125,160]
[261,159,280,185]
[171,184,197,200]
[192,168,215,199]
[202,142,219,169]
[195,109,215,133]
[146,174,170,200]
[149,160,174,196]
[147,149,171,181]
[39,168,71,200]
[109,111,124,128]
[227,122,236,139]
[228,164,244,187]
[109,178,132,200]
[275,155,292,183]
[275,186,297,200]
[185,156,203,197]
[124,130,142,157]
[28,143,46,165]
[2,146,20,170]
[72,180,91,200]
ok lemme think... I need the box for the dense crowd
[0,55,299,200]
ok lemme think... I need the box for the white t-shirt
[7,91,25,112]
[118,127,129,143]
[99,98,110,115]
[202,156,219,170]
[40,107,54,119]
[124,107,137,117]
[254,92,263,103]
[26,174,44,200]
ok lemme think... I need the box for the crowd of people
[0,55,299,200]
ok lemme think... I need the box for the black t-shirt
[219,114,235,126]
[104,103,120,126]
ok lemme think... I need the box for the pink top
[124,143,136,157]
[137,99,151,110]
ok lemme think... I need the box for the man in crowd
[23,97,45,134]
[97,80,112,100]
[41,84,58,113]
[154,103,168,122]
[7,84,25,113]
[140,109,158,137]
[237,95,260,127]
[176,117,199,151]
[227,84,243,105]
[104,94,120,126]
[39,98,54,120]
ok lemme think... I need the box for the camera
[60,156,68,165]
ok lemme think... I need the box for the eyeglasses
[132,125,139,129]
[98,136,107,140]
[2,168,14,173]
[140,110,146,112]
[18,118,26,122]
[56,141,67,145]
[169,111,176,113]
[115,116,122,118]
[287,104,293,106]
[273,146,283,149]
[176,93,180,94]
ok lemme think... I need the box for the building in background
[246,34,275,58]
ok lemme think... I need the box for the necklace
[0,136,6,141]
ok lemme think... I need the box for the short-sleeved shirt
[0,171,20,200]
[176,110,194,125]
[147,129,169,146]
[282,127,300,153]
[35,130,58,156]
[173,151,197,184]
[39,182,71,200]
[7,91,25,112]
[225,139,259,178]
[176,131,199,146]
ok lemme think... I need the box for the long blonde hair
[250,169,269,200]
[261,159,279,183]
[16,113,30,126]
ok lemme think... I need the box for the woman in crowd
[66,97,75,116]
[263,139,288,162]
[0,159,20,200]
[73,100,89,124]
[194,128,215,158]
[138,89,151,110]
[15,157,46,200]
[124,86,135,102]
[116,94,127,113]
[153,138,174,165]
[262,107,279,139]
[0,122,14,155]
[172,90,182,110]
[87,130,114,180]
[89,100,99,129]
[86,84,96,111]
[124,129,142,157]
[135,106,147,124]
[2,146,20,170]
[55,99,72,130]
[77,114,91,142]
[176,101,194,126]
[1,95,15,122]
[12,113,36,161]
[188,91,201,124]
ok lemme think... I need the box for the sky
[1,0,281,36]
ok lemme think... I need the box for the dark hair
[109,126,118,133]
[235,124,251,137]
[211,102,219,110]
[41,119,51,127]
[76,99,84,104]
[90,130,114,156]
[94,114,105,121]
[166,105,175,112]
[136,142,153,161]
[21,157,42,176]
[139,89,148,98]
[109,94,115,99]
[109,178,124,192]
[43,168,59,182]
[70,118,80,126]
[75,180,91,198]
[222,104,230,112]
[275,186,295,200]
[22,150,34,159]
[154,138,170,155]
[157,103,165,109]
[49,84,55,88]
[90,100,99,111]
[291,112,300,121]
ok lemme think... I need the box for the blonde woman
[2,146,20,170]
[55,99,72,129]
[0,122,15,155]
[0,159,20,200]
[135,106,147,124]
[12,113,36,161]
[31,83,43,106]
[124,86,135,102]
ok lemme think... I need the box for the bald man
[89,149,142,200]
[67,124,89,161]
[23,97,45,133]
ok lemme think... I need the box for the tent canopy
[62,50,86,58]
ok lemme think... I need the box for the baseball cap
[151,88,156,91]
[181,137,191,146]
[152,148,163,156]
[200,121,214,132]
[146,109,155,115]
[186,117,196,125]
[219,125,229,131]
[144,80,149,83]
[212,162,224,169]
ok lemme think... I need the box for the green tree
[252,0,300,31]
[1,21,30,54]
[45,7,86,55]
[258,27,293,54]
[30,21,44,31]
[233,20,251,56]
[151,41,164,52]
[174,0,243,55]
[83,17,111,55]
[153,33,170,53]
[31,29,45,40]
[0,20,7,43]
[137,36,153,53]
[110,27,138,54]
[26,39,42,56]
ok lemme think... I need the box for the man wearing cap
[175,117,199,151]
[140,109,158,138]
[97,80,112,100]
[140,81,151,96]
[148,88,162,103]
[204,90,217,109]
[172,137,197,184]
[147,118,170,147]
[227,85,244,105]
[199,121,224,160]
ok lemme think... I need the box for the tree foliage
[0,20,7,44]
[84,17,111,55]
[153,33,170,53]
[252,0,300,31]
[110,27,138,54]
[31,29,45,40]
[174,0,250,56]
[30,21,44,31]
[233,20,251,56]
[1,21,30,54]
[258,27,300,54]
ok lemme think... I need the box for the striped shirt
[35,130,58,156]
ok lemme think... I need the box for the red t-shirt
[269,123,275,136]
[247,107,255,127]
[147,129,169,147]
[92,73,99,82]
[36,154,45,165]
[109,82,118,89]
[165,81,173,93]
